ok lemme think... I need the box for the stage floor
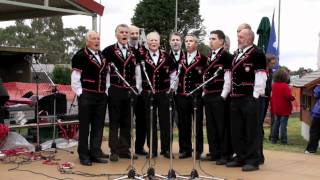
[0,141,319,180]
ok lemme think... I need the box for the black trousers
[306,117,320,152]
[134,94,147,152]
[108,86,135,154]
[204,94,228,159]
[176,95,203,154]
[141,91,170,154]
[77,92,107,160]
[230,96,260,166]
[258,96,269,162]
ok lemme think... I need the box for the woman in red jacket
[270,68,295,144]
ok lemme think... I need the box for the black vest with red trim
[203,48,233,95]
[102,43,137,89]
[71,47,108,93]
[169,49,184,68]
[230,46,266,97]
[141,50,176,92]
[177,51,207,95]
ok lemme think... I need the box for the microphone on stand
[213,66,223,76]
[140,60,155,94]
[187,66,223,96]
[167,63,182,94]
[110,62,119,72]
[109,62,138,95]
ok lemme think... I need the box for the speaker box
[0,78,9,106]
[38,93,67,115]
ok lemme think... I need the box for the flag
[266,10,279,69]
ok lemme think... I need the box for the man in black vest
[71,31,109,166]
[176,34,207,159]
[225,28,267,171]
[168,32,184,129]
[129,25,148,156]
[202,30,233,165]
[102,24,139,161]
[138,32,176,158]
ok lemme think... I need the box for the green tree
[132,0,206,51]
[63,26,87,63]
[0,17,88,65]
[0,20,32,47]
[30,17,65,64]
[52,65,71,85]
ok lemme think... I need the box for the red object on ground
[0,124,9,144]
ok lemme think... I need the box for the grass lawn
[263,117,309,153]
[103,116,318,154]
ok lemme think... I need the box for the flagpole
[278,0,281,57]
[175,0,178,32]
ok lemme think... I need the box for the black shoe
[179,152,192,159]
[163,151,174,159]
[80,159,92,166]
[226,161,243,167]
[100,152,109,158]
[119,153,138,159]
[110,153,119,162]
[216,159,228,165]
[242,164,259,171]
[136,149,148,155]
[200,155,216,161]
[91,157,108,163]
[259,159,265,165]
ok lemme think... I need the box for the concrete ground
[0,142,319,180]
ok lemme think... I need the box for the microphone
[176,63,182,75]
[140,60,155,94]
[110,62,119,72]
[140,60,146,71]
[214,67,223,76]
[168,63,182,94]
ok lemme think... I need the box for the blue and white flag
[266,10,279,70]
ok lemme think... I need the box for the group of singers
[71,22,267,172]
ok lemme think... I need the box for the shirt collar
[149,50,159,57]
[88,47,98,55]
[118,42,128,50]
[212,47,222,55]
[187,50,197,57]
[242,45,253,53]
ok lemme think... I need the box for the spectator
[270,68,295,144]
[305,85,320,154]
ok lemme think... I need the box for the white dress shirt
[187,51,197,65]
[150,50,160,64]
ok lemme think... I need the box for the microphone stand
[111,63,142,180]
[186,67,224,180]
[140,61,166,180]
[28,55,41,152]
[166,66,188,180]
[34,56,73,154]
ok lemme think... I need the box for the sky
[1,0,319,71]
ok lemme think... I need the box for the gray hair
[147,31,160,41]
[115,24,129,34]
[185,34,199,43]
[86,30,99,41]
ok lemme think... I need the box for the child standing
[270,68,295,144]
